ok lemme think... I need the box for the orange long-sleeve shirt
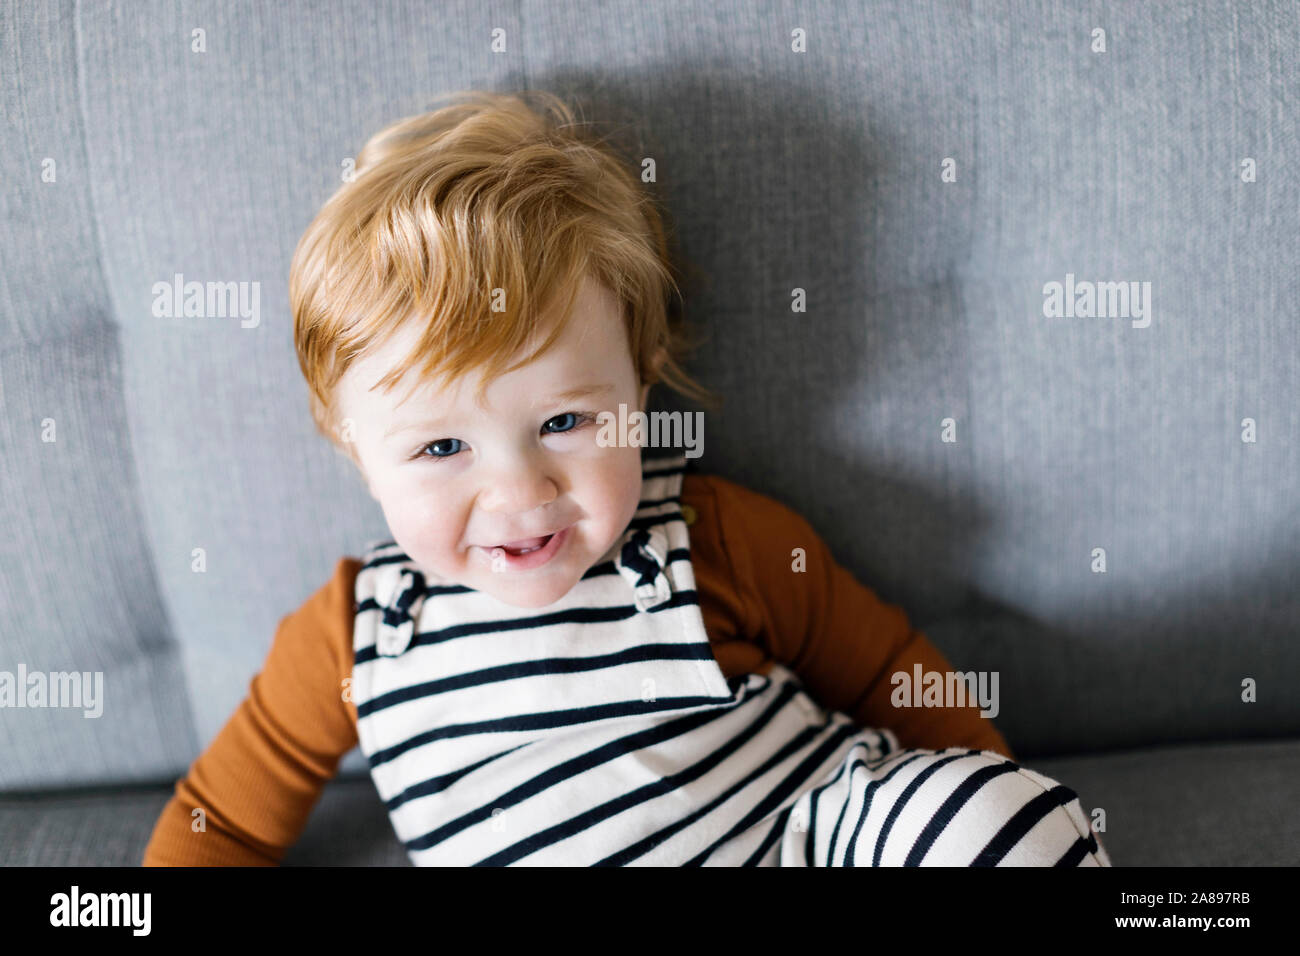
[142,471,1012,865]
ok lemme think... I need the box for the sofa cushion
[2,739,1295,866]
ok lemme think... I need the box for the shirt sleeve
[703,474,1014,760]
[141,557,363,865]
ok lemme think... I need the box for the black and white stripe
[350,450,1110,867]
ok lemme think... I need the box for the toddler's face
[336,277,652,609]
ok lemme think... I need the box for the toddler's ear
[360,463,379,501]
[640,346,668,409]
[339,444,379,500]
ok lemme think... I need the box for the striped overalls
[351,453,1111,866]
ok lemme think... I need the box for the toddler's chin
[479,574,574,610]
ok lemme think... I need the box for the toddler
[143,90,1110,867]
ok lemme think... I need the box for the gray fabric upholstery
[1,0,1296,863]
[0,775,410,867]
[2,738,1296,866]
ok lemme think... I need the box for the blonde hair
[290,89,720,462]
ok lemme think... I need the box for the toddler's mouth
[476,526,570,571]
[495,534,553,556]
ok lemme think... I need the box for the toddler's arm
[703,475,1014,759]
[141,558,362,865]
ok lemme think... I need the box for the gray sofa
[2,0,1297,866]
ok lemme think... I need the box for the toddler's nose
[478,465,558,516]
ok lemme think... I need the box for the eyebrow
[383,383,615,440]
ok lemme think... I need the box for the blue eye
[543,412,581,433]
[412,412,594,462]
[420,437,463,459]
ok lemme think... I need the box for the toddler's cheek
[601,453,648,531]
[381,496,459,570]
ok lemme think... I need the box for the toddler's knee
[964,752,1109,866]
[890,749,1110,866]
